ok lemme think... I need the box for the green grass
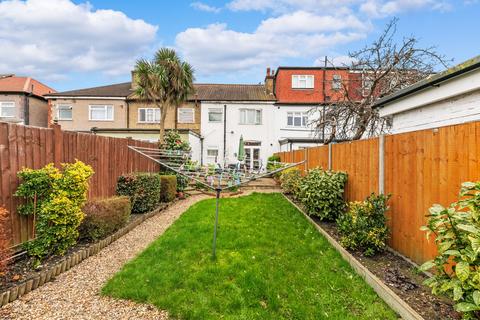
[102,193,396,319]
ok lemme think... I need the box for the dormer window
[292,75,314,89]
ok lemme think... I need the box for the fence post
[378,135,385,194]
[304,148,308,171]
[328,143,332,170]
[52,123,63,168]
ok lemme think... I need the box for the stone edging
[0,202,173,307]
[282,194,424,320]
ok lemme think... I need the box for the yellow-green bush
[16,160,94,262]
[160,175,177,202]
[336,193,390,256]
[279,167,302,196]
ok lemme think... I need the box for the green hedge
[337,193,390,256]
[298,167,347,221]
[116,173,161,213]
[80,196,131,241]
[160,175,177,202]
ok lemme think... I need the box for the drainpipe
[223,104,227,165]
[200,136,204,166]
[126,100,130,128]
[23,93,30,125]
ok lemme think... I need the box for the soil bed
[287,195,461,320]
[0,206,165,293]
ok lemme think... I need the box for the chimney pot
[266,67,270,76]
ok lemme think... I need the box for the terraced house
[45,66,366,167]
[0,74,56,127]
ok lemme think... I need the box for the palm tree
[133,48,195,144]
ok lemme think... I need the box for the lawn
[102,193,396,319]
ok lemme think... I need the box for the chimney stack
[265,67,275,95]
[131,71,138,91]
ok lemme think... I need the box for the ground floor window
[57,105,72,120]
[207,147,219,158]
[89,105,114,121]
[0,101,15,118]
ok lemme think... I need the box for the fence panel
[0,123,159,247]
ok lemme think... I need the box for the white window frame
[332,74,342,90]
[239,108,262,125]
[206,147,219,158]
[0,101,15,118]
[208,108,223,123]
[287,111,309,127]
[56,105,72,121]
[88,105,114,121]
[137,108,161,123]
[177,107,195,124]
[292,75,314,89]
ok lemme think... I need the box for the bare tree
[314,18,450,142]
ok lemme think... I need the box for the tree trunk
[158,102,168,147]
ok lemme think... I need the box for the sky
[0,0,479,92]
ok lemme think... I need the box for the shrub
[80,196,131,241]
[0,207,12,277]
[163,130,191,151]
[420,182,480,318]
[16,160,94,262]
[298,167,347,220]
[337,193,390,256]
[279,167,302,196]
[116,173,161,213]
[160,175,177,202]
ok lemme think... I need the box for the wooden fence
[0,122,159,247]
[276,121,480,265]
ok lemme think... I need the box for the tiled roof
[0,76,56,97]
[47,82,276,101]
[46,82,132,98]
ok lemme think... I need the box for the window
[138,108,160,123]
[332,74,342,90]
[292,75,314,89]
[57,105,72,120]
[287,112,308,127]
[208,108,223,122]
[178,108,195,123]
[0,102,15,118]
[89,105,113,121]
[207,148,218,157]
[240,109,262,125]
[362,73,374,96]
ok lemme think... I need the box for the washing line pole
[212,188,221,259]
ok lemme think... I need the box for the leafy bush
[16,160,94,262]
[298,167,347,220]
[337,193,390,256]
[420,182,480,318]
[160,175,177,202]
[116,173,161,213]
[0,207,12,276]
[175,174,190,192]
[80,196,131,241]
[280,167,302,196]
[163,130,191,151]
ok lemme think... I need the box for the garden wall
[276,121,480,265]
[0,122,159,247]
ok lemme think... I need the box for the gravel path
[0,194,210,320]
[0,189,280,320]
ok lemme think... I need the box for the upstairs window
[57,105,72,120]
[332,74,342,90]
[89,105,114,121]
[0,101,15,118]
[208,108,223,122]
[138,108,160,123]
[240,109,262,125]
[287,112,308,127]
[292,75,314,89]
[178,108,195,124]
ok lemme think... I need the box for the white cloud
[360,0,450,17]
[0,0,158,80]
[190,2,221,13]
[176,12,366,74]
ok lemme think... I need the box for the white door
[245,147,261,171]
